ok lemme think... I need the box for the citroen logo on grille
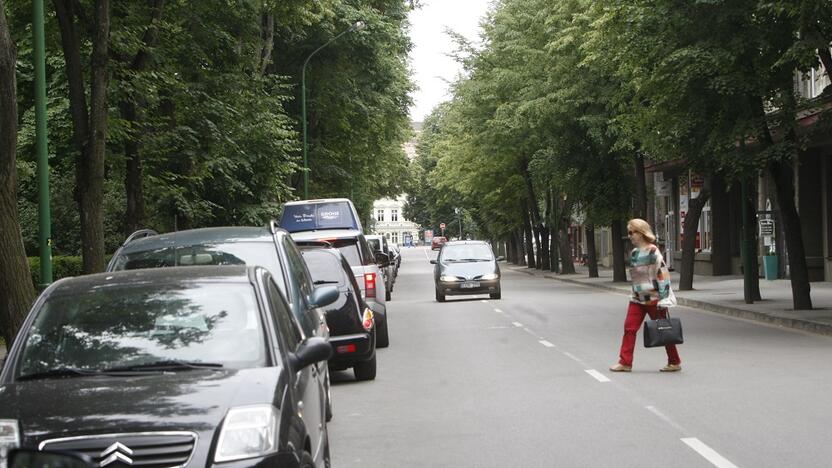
[99,442,134,467]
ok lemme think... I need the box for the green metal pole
[301,67,308,199]
[33,0,52,287]
[300,22,364,200]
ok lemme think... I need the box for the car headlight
[480,274,499,280]
[440,275,460,282]
[214,405,279,462]
[0,420,20,468]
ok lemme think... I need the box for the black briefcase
[643,311,683,348]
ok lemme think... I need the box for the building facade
[372,195,420,246]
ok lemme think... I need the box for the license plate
[461,281,480,289]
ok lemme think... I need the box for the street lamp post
[301,20,365,199]
[33,0,52,286]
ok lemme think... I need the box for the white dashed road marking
[538,340,555,348]
[494,308,504,313]
[512,321,523,327]
[681,438,738,468]
[585,369,610,382]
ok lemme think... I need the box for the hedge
[28,256,85,287]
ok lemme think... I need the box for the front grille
[39,432,197,468]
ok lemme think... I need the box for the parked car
[0,266,336,468]
[390,243,402,269]
[365,235,395,300]
[107,224,336,420]
[300,248,377,381]
[290,228,390,348]
[431,240,503,302]
[431,236,448,250]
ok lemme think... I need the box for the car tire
[375,312,390,348]
[353,355,377,381]
[490,290,501,300]
[385,288,391,301]
[300,451,315,468]
[436,288,445,302]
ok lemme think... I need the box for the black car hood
[439,261,497,279]
[0,367,283,443]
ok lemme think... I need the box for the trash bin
[763,255,779,280]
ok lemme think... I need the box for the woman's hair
[627,218,657,243]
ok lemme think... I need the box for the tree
[0,0,36,346]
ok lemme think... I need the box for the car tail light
[365,273,376,298]
[362,308,374,331]
[336,344,357,354]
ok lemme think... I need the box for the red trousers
[618,302,681,366]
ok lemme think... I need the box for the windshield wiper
[106,360,224,372]
[17,367,104,381]
[313,280,339,285]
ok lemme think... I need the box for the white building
[372,195,420,246]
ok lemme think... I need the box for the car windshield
[16,282,267,378]
[441,244,494,262]
[111,242,286,293]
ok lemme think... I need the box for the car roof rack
[122,229,158,246]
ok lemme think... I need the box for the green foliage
[28,256,84,288]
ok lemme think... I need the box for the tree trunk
[522,168,544,269]
[818,47,832,82]
[679,185,711,290]
[634,153,647,218]
[82,0,110,273]
[120,0,163,236]
[586,223,599,278]
[611,220,627,282]
[769,159,812,309]
[539,226,549,271]
[742,176,762,301]
[557,197,575,274]
[0,1,36,346]
[506,235,515,263]
[514,229,525,266]
[522,208,536,268]
[259,13,275,75]
[710,174,732,275]
[548,188,559,272]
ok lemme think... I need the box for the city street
[329,246,832,468]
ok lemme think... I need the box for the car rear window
[279,201,360,232]
[111,242,287,293]
[301,251,344,286]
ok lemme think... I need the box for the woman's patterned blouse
[629,245,672,306]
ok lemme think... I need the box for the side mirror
[429,259,437,264]
[496,256,505,261]
[309,285,338,308]
[289,337,333,371]
[9,449,94,468]
[374,251,390,267]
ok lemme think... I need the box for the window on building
[377,209,384,222]
[699,202,712,252]
[392,232,399,244]
[391,209,398,221]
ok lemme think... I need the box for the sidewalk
[508,264,832,337]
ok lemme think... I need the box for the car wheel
[300,451,315,468]
[489,291,501,299]
[353,355,377,381]
[436,288,445,302]
[375,312,390,348]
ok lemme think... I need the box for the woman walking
[610,218,682,372]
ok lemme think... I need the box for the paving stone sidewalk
[508,264,832,337]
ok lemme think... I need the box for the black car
[300,248,377,381]
[431,240,504,302]
[0,266,336,468]
[107,224,335,420]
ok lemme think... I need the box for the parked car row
[0,197,397,468]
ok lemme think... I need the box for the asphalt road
[328,246,832,467]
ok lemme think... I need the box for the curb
[509,266,832,337]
